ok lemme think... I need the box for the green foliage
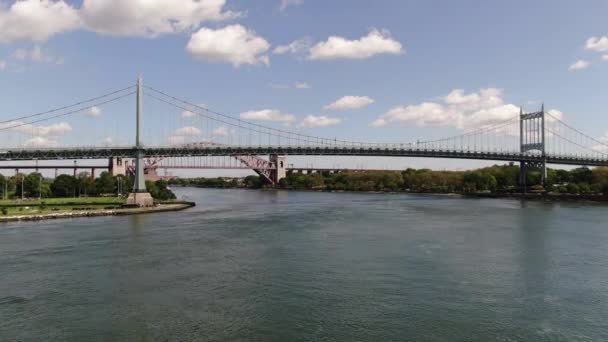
[1,208,7,216]
[146,180,176,200]
[95,172,115,194]
[51,174,78,197]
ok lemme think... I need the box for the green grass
[0,197,125,206]
[0,204,122,217]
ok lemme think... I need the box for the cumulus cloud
[84,106,102,117]
[102,136,113,145]
[2,121,73,136]
[79,0,240,37]
[372,88,529,130]
[173,126,202,136]
[298,115,342,128]
[187,24,270,67]
[181,110,196,118]
[0,0,81,43]
[324,95,375,111]
[569,59,590,71]
[585,36,608,52]
[168,126,202,145]
[273,37,311,55]
[212,126,233,136]
[240,109,295,122]
[602,55,608,61]
[0,0,239,43]
[24,136,59,148]
[279,0,303,11]
[309,29,404,60]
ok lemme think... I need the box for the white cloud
[585,36,608,52]
[270,81,310,89]
[212,126,233,136]
[187,24,270,67]
[324,95,375,111]
[0,0,81,43]
[298,115,342,128]
[240,109,295,122]
[102,136,113,145]
[294,82,310,89]
[0,59,5,70]
[173,126,201,136]
[24,136,59,148]
[273,37,311,55]
[79,0,240,37]
[569,59,590,71]
[602,55,608,61]
[181,110,196,118]
[546,109,564,122]
[167,135,188,145]
[279,0,303,11]
[84,106,102,117]
[0,121,72,144]
[0,0,239,43]
[10,45,63,65]
[3,121,73,136]
[168,126,203,145]
[372,88,532,131]
[309,29,404,60]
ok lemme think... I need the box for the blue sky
[0,0,607,172]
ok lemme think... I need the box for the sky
[0,0,607,174]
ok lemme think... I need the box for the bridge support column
[127,76,153,207]
[519,105,547,190]
[109,157,126,177]
[269,155,286,184]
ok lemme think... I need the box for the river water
[1,188,608,341]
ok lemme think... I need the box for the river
[1,188,608,341]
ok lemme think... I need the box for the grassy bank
[0,201,195,221]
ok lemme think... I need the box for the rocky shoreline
[0,202,195,223]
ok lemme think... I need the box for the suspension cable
[0,85,136,125]
[0,91,135,132]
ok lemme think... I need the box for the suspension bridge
[1,77,607,204]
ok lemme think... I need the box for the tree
[0,174,6,199]
[77,172,96,196]
[51,175,77,198]
[14,172,51,198]
[95,171,115,194]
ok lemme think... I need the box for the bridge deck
[0,146,607,167]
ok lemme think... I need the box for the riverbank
[0,201,195,223]
[176,184,608,203]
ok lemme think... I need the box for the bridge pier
[269,154,286,184]
[109,157,126,177]
[127,76,153,207]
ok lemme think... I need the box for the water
[1,188,608,341]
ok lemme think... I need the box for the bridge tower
[269,154,286,184]
[519,105,547,188]
[127,76,154,206]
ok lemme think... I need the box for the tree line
[0,171,176,200]
[169,165,608,195]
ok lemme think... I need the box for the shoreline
[175,185,608,203]
[0,202,195,223]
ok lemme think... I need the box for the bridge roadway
[1,146,607,167]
